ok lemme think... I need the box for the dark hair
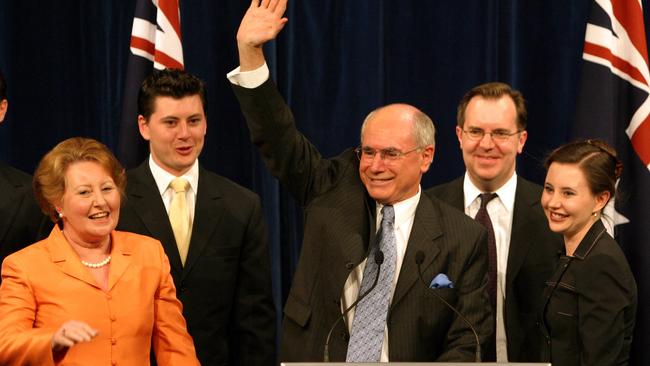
[0,68,6,101]
[33,137,126,222]
[137,68,207,120]
[544,139,622,202]
[457,82,527,130]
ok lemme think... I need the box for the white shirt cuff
[226,63,270,88]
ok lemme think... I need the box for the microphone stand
[323,250,384,362]
[415,251,481,363]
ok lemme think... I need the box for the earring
[592,211,598,217]
[58,212,64,219]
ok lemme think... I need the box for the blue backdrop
[0,0,648,364]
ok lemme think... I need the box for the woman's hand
[51,320,98,352]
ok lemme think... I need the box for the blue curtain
[1,1,648,364]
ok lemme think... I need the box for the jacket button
[345,262,354,269]
[340,331,349,341]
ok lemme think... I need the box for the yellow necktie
[169,177,191,265]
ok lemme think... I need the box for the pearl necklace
[81,255,111,268]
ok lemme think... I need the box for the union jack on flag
[117,0,184,168]
[573,1,650,365]
[577,0,650,169]
[129,0,183,70]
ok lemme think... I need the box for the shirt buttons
[111,337,117,345]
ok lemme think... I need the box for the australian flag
[573,1,650,365]
[118,0,183,168]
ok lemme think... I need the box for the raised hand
[237,0,288,70]
[51,320,98,352]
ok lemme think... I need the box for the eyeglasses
[355,146,421,162]
[462,128,522,142]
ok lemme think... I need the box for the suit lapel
[181,167,224,278]
[127,163,183,273]
[48,226,101,289]
[107,231,133,292]
[391,195,442,309]
[506,177,540,289]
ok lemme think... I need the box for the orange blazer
[0,226,200,366]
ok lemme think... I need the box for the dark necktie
[474,192,498,361]
[346,205,396,362]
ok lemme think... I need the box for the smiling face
[139,95,206,176]
[57,161,121,247]
[541,162,609,249]
[457,95,527,192]
[358,104,434,205]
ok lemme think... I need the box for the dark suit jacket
[117,163,276,366]
[232,79,492,362]
[0,162,51,271]
[426,176,562,361]
[540,219,637,366]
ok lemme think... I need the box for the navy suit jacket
[117,162,276,366]
[0,162,51,271]
[426,176,562,361]
[232,79,493,362]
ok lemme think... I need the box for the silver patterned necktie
[346,205,397,362]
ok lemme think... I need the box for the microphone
[323,249,384,362]
[415,250,481,363]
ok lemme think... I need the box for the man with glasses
[227,0,491,362]
[427,82,562,362]
[116,69,276,365]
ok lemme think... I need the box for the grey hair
[360,105,436,148]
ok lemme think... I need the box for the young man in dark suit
[0,69,52,270]
[426,82,563,362]
[228,0,492,362]
[116,69,276,366]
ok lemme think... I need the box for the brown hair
[457,82,527,130]
[33,137,126,222]
[544,139,622,202]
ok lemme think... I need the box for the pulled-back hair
[544,139,622,202]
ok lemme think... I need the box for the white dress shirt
[227,62,420,361]
[148,155,199,225]
[463,172,517,362]
[341,187,421,362]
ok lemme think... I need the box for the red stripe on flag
[584,41,648,86]
[154,50,184,70]
[630,115,650,165]
[611,0,649,66]
[130,36,155,55]
[158,0,182,40]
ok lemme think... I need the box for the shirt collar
[377,185,421,230]
[463,171,518,212]
[148,155,199,195]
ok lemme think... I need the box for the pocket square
[429,273,454,289]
